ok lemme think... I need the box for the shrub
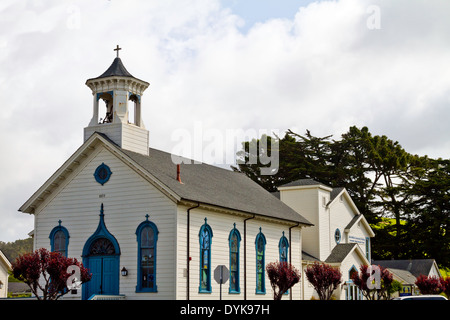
[305,262,342,300]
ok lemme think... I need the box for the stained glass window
[229,224,241,293]
[136,215,159,292]
[199,218,213,293]
[89,238,115,256]
[279,232,289,263]
[255,228,266,294]
[49,220,69,257]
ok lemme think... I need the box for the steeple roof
[96,57,134,78]
[85,56,149,87]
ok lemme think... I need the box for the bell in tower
[84,46,150,155]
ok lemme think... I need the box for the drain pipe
[186,203,200,300]
[243,214,255,300]
[288,223,300,300]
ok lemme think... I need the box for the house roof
[372,259,438,278]
[387,268,417,285]
[121,146,312,225]
[0,250,12,271]
[19,133,313,226]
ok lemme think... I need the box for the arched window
[255,227,266,294]
[128,93,141,126]
[199,218,213,293]
[49,220,69,257]
[136,214,159,292]
[279,232,289,263]
[228,223,241,294]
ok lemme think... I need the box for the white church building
[19,48,374,300]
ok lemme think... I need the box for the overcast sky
[1,0,449,243]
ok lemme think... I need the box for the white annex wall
[176,206,303,300]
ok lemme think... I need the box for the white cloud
[0,0,449,241]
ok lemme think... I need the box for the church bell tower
[84,46,150,155]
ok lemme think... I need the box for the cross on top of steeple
[114,45,122,58]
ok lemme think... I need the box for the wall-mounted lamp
[121,267,128,276]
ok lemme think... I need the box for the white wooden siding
[34,146,177,299]
[280,187,320,261]
[176,206,303,300]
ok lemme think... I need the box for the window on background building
[365,237,371,261]
[199,218,213,293]
[229,223,241,294]
[136,214,159,292]
[335,228,341,244]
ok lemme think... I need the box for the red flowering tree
[415,275,443,295]
[266,261,301,300]
[351,264,393,300]
[442,277,450,298]
[12,248,92,300]
[305,262,342,300]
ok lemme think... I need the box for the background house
[277,179,375,300]
[0,250,12,298]
[373,259,441,297]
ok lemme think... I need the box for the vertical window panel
[136,215,158,292]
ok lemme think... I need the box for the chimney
[177,164,182,183]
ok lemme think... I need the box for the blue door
[83,238,120,299]
[85,256,119,298]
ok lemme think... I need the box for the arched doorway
[82,204,120,300]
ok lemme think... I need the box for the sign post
[214,265,229,300]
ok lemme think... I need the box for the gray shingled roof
[279,178,329,188]
[97,57,134,78]
[120,147,313,226]
[330,187,345,202]
[387,268,417,284]
[345,214,362,230]
[325,243,358,263]
[86,57,148,85]
[372,259,436,278]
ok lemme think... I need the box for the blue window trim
[135,214,159,293]
[335,228,341,244]
[94,163,112,186]
[128,92,141,103]
[365,237,371,261]
[199,218,213,293]
[348,264,358,283]
[278,231,289,263]
[228,223,241,294]
[278,232,290,295]
[82,204,120,257]
[49,220,70,256]
[81,204,120,300]
[96,91,114,101]
[255,227,266,294]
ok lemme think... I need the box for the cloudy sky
[1,0,449,243]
